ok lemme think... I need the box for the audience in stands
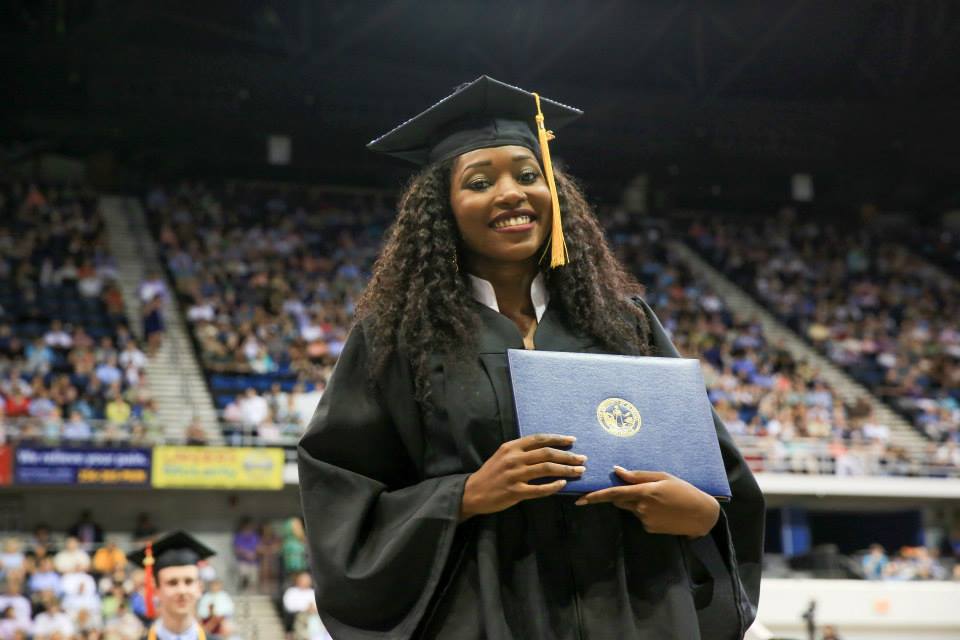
[687,211,959,473]
[0,517,253,639]
[0,182,153,450]
[144,183,957,477]
[860,543,954,581]
[146,183,380,445]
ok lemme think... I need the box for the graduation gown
[298,297,764,639]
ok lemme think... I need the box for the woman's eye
[468,178,490,191]
[518,171,539,184]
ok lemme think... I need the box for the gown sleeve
[298,323,470,639]
[632,296,765,638]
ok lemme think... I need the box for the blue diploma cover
[507,349,731,500]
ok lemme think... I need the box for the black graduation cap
[128,530,215,573]
[367,75,582,267]
[367,75,582,166]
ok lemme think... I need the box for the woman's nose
[494,181,527,208]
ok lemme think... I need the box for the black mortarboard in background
[128,530,215,573]
[367,75,582,267]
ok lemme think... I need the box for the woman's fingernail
[575,498,587,506]
[577,455,588,462]
[573,466,586,473]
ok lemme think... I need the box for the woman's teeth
[492,215,532,229]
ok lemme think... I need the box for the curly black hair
[356,161,652,405]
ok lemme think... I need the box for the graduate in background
[129,531,214,640]
[298,76,765,639]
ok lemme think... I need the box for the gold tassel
[532,92,568,268]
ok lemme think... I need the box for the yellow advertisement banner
[152,446,284,490]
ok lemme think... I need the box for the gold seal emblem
[596,397,642,437]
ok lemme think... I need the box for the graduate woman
[298,76,764,639]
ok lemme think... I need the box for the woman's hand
[574,467,720,538]
[460,434,586,521]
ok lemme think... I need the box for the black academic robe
[298,298,764,640]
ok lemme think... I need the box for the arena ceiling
[4,0,960,209]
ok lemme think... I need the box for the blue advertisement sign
[14,447,152,486]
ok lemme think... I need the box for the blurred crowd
[140,183,960,476]
[0,183,160,449]
[0,511,158,640]
[231,514,327,639]
[0,509,324,640]
[686,211,959,470]
[860,542,960,582]
[2,182,955,476]
[607,214,940,476]
[145,183,389,444]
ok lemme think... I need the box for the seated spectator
[53,538,91,574]
[91,540,126,578]
[61,568,96,601]
[104,601,143,640]
[32,598,74,638]
[100,584,126,620]
[240,388,269,431]
[861,543,888,580]
[0,581,29,628]
[0,604,30,639]
[104,395,132,430]
[62,578,101,631]
[27,557,61,597]
[61,411,93,444]
[0,540,24,582]
[117,342,147,372]
[184,418,209,446]
[197,579,234,638]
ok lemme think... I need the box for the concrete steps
[99,195,220,443]
[231,594,287,640]
[669,240,929,457]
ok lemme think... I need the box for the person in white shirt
[239,388,270,426]
[32,600,75,637]
[197,579,235,638]
[43,320,73,349]
[54,538,91,574]
[61,575,100,624]
[105,601,144,640]
[282,571,316,616]
[119,342,148,371]
[0,580,30,627]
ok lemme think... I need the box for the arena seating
[144,184,958,476]
[685,214,959,470]
[0,183,156,448]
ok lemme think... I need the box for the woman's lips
[490,213,536,233]
[493,222,535,233]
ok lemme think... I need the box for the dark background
[4,0,960,215]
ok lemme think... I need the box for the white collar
[154,620,200,640]
[467,272,549,322]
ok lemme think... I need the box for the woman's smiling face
[449,145,552,267]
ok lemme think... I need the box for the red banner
[0,446,12,486]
